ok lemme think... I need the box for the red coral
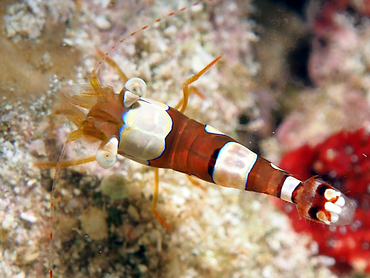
[313,0,370,37]
[277,128,370,275]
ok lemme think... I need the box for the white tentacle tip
[335,196,345,207]
[327,194,357,226]
[324,188,341,201]
[330,212,339,223]
[317,210,340,225]
[325,202,342,215]
[317,211,330,225]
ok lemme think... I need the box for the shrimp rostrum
[51,56,356,229]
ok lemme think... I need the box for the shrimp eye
[124,78,146,97]
[96,150,117,169]
[96,137,118,169]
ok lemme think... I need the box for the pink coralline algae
[276,128,370,274]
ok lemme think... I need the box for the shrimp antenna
[48,139,69,278]
[92,2,205,76]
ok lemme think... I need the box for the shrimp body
[81,79,356,226]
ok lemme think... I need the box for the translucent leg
[89,75,105,97]
[152,168,173,231]
[104,56,129,83]
[174,86,206,111]
[179,56,221,113]
[186,175,207,191]
[91,53,130,100]
[94,50,129,83]
[34,156,96,168]
[34,130,94,168]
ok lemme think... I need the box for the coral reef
[5,0,368,277]
[2,0,335,278]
